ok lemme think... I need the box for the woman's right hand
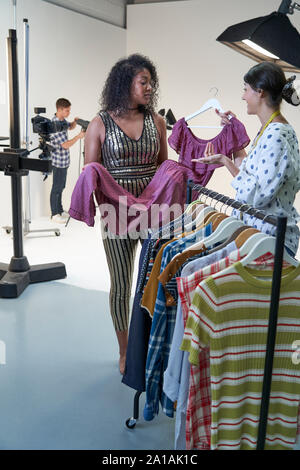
[216,109,236,126]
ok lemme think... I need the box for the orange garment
[141,239,176,317]
[141,226,209,315]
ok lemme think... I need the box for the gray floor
[0,281,174,450]
[1,219,299,451]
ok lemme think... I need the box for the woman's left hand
[193,154,225,164]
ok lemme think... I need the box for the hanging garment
[163,242,240,450]
[140,238,178,316]
[122,212,195,391]
[69,117,249,235]
[174,250,276,450]
[140,220,212,317]
[143,225,214,421]
[158,241,210,305]
[181,262,300,450]
[69,160,187,235]
[168,117,250,185]
[121,236,153,391]
[231,123,300,254]
[136,211,195,295]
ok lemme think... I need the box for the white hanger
[183,200,205,216]
[153,201,204,237]
[182,217,244,252]
[185,86,224,129]
[239,235,299,267]
[185,98,224,122]
[185,99,224,129]
[181,205,216,233]
[228,232,268,262]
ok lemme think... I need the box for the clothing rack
[126,179,288,452]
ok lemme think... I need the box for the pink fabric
[168,117,250,185]
[69,160,190,235]
[69,118,250,235]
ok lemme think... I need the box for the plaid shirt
[177,250,242,450]
[162,242,239,449]
[144,224,212,422]
[50,115,70,168]
[177,251,295,450]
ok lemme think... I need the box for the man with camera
[50,98,85,224]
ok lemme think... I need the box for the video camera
[31,107,69,136]
[31,108,89,161]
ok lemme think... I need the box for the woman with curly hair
[84,54,168,374]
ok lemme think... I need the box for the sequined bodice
[99,111,160,179]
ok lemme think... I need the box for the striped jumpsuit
[99,111,160,331]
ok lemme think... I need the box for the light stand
[0,29,66,298]
[64,135,85,228]
[2,19,61,238]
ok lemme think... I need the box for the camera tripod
[0,29,66,298]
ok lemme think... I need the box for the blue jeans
[50,166,68,216]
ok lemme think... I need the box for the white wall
[1,0,300,229]
[127,0,300,206]
[0,0,126,227]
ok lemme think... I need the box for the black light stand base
[0,260,66,298]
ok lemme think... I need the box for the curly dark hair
[100,53,159,116]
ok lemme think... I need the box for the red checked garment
[176,251,299,450]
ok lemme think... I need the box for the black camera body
[31,107,69,161]
[31,107,69,137]
[31,108,89,163]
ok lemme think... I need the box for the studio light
[217,0,300,73]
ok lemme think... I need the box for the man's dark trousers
[50,166,68,216]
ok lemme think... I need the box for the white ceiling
[42,0,184,28]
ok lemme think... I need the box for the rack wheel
[55,231,60,236]
[126,417,137,429]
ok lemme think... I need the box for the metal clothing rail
[126,180,288,451]
[188,181,287,451]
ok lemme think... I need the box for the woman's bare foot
[116,329,128,375]
[119,354,126,375]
